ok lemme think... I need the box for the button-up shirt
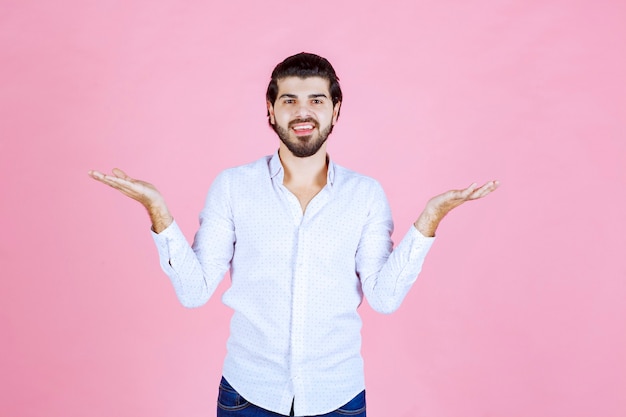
[151,152,434,416]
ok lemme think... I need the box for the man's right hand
[88,168,174,233]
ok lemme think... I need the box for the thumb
[112,168,131,180]
[461,182,478,198]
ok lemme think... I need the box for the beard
[274,118,333,158]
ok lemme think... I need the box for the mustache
[288,118,318,128]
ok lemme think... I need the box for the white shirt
[151,152,435,416]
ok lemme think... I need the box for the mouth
[290,121,317,136]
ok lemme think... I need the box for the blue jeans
[216,377,366,417]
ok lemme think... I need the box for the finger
[460,182,478,198]
[88,170,104,179]
[482,180,499,194]
[89,170,133,191]
[88,170,121,185]
[112,168,131,181]
[469,180,499,199]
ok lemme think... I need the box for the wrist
[414,205,447,237]
[146,201,173,233]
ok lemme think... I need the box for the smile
[292,124,315,131]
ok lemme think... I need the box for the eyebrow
[278,93,330,99]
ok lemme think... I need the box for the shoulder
[219,155,271,177]
[332,162,385,193]
[211,155,273,186]
[331,163,391,219]
[204,155,272,197]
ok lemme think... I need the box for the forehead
[276,76,331,96]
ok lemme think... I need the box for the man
[89,52,498,417]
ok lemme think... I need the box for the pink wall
[2,1,625,416]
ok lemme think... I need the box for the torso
[284,183,324,213]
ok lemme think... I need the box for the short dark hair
[266,52,343,122]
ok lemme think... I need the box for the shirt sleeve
[356,182,435,314]
[151,171,235,308]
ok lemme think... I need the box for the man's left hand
[414,180,500,237]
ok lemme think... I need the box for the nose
[293,102,312,118]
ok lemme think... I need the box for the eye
[283,99,295,104]
[311,99,323,105]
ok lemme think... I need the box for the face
[267,76,341,158]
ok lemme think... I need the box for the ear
[267,100,275,125]
[332,101,341,125]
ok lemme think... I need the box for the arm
[359,180,499,314]
[88,168,234,307]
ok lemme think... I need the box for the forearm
[360,226,435,314]
[152,221,226,308]
[152,172,235,308]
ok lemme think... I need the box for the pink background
[2,0,625,416]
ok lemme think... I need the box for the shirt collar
[269,151,336,187]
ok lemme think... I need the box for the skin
[88,167,173,233]
[267,76,339,212]
[88,75,499,236]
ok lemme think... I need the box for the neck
[278,145,328,187]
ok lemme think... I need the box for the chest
[284,184,324,213]
[231,181,367,260]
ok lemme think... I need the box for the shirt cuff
[400,225,436,260]
[151,220,187,260]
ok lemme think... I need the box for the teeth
[293,125,313,131]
